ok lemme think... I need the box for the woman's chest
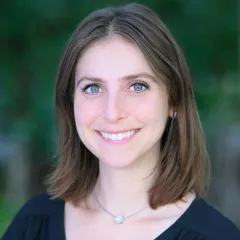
[63,199,192,240]
[64,213,178,240]
[65,223,165,240]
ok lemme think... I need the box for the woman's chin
[98,156,138,169]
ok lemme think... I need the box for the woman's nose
[103,93,127,123]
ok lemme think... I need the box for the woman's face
[74,36,170,169]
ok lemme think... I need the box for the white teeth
[116,133,123,140]
[100,130,138,141]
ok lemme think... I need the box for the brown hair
[46,3,210,209]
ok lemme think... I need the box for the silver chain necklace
[94,192,149,224]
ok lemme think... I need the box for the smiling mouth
[96,128,141,141]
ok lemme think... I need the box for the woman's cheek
[74,96,103,124]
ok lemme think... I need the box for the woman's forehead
[75,36,155,81]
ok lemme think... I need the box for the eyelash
[80,81,150,95]
[81,83,99,93]
[130,81,150,92]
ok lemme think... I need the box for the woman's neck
[93,155,158,215]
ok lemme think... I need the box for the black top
[2,193,240,240]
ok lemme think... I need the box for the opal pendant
[115,216,125,224]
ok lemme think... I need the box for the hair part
[46,3,210,209]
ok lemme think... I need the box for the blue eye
[81,84,102,95]
[129,82,149,93]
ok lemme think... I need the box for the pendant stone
[115,216,124,224]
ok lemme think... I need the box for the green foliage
[0,0,238,156]
[0,0,238,234]
[0,198,21,237]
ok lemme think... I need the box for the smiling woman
[73,36,170,170]
[2,2,240,240]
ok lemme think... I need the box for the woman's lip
[96,128,141,134]
[96,128,141,144]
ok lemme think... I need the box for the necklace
[94,192,149,224]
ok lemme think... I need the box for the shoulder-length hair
[46,3,209,209]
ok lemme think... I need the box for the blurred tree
[0,0,238,206]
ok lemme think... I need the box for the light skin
[65,36,195,239]
[74,35,170,211]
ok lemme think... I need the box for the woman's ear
[169,108,177,119]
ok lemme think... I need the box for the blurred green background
[0,0,239,236]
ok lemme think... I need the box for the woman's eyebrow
[76,72,157,86]
[122,73,157,83]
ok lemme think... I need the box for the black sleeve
[226,223,240,240]
[1,193,53,240]
[1,202,29,240]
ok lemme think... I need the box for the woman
[2,3,240,240]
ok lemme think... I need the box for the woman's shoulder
[178,197,240,239]
[18,192,64,217]
[2,193,65,240]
